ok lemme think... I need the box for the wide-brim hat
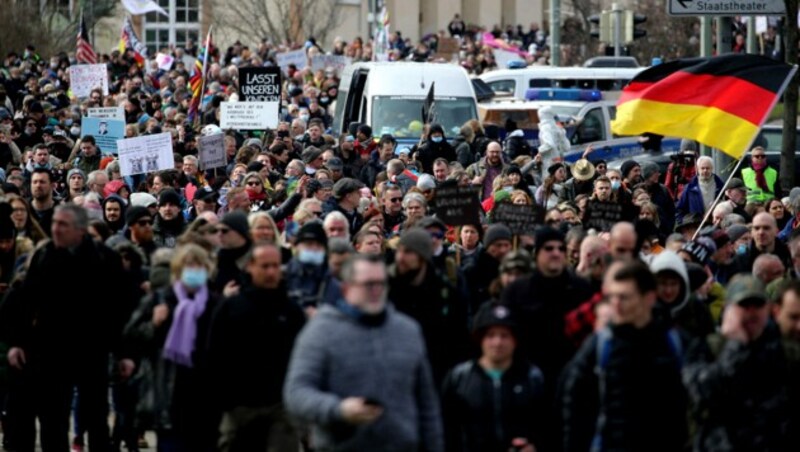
[571,159,596,181]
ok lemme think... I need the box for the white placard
[311,55,352,74]
[156,53,175,71]
[117,132,174,177]
[198,134,227,169]
[69,64,109,98]
[494,48,521,69]
[87,107,125,122]
[220,102,279,130]
[275,49,308,75]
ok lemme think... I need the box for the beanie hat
[484,224,513,248]
[398,227,433,262]
[417,174,436,191]
[130,192,158,208]
[620,160,640,179]
[220,211,250,241]
[296,221,328,247]
[67,168,86,181]
[534,226,565,256]
[472,303,517,339]
[680,237,716,266]
[125,205,151,226]
[357,124,373,138]
[547,162,565,177]
[158,188,182,207]
[685,262,710,293]
[641,162,660,180]
[726,224,749,243]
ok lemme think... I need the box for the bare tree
[218,0,343,48]
[0,1,117,59]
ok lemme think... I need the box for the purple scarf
[162,281,209,367]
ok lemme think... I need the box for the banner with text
[275,49,307,75]
[311,55,353,74]
[238,67,282,102]
[117,132,174,177]
[434,186,482,226]
[492,203,543,236]
[69,64,109,98]
[87,107,125,122]
[220,102,279,130]
[198,134,227,170]
[81,117,125,154]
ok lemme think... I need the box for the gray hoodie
[649,251,689,314]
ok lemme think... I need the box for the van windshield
[372,96,477,138]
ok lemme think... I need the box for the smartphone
[278,130,289,139]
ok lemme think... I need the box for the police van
[332,62,479,145]
[478,88,681,163]
[478,66,644,100]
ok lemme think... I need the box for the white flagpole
[691,64,799,240]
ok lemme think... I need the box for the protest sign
[585,200,624,232]
[311,55,352,74]
[87,107,125,122]
[156,53,175,71]
[81,117,125,154]
[434,186,482,226]
[69,64,109,98]
[220,101,279,130]
[198,134,227,170]
[438,37,461,55]
[492,203,543,236]
[494,48,523,69]
[238,67,282,102]
[117,132,174,177]
[276,49,307,74]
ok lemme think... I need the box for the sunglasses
[543,245,566,253]
[430,231,445,239]
[136,219,153,226]
[246,181,260,186]
[752,155,765,159]
[389,197,402,203]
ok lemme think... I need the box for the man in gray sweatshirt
[283,254,444,451]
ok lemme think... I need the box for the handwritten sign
[87,107,125,122]
[311,55,352,74]
[275,49,307,75]
[220,101,279,130]
[492,202,543,235]
[585,200,624,232]
[239,67,281,102]
[69,64,109,98]
[82,117,125,154]
[117,132,174,177]
[198,134,226,170]
[156,53,175,71]
[434,186,481,226]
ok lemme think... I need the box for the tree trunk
[782,0,798,191]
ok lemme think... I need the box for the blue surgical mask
[431,136,443,143]
[181,267,208,289]
[736,243,748,255]
[298,249,325,266]
[64,118,73,127]
[503,186,513,192]
[300,114,310,122]
[611,180,621,191]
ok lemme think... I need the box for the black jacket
[559,322,689,452]
[463,249,501,314]
[442,360,545,452]
[417,140,457,174]
[207,284,305,410]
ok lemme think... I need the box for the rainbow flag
[188,28,213,123]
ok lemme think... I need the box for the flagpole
[195,25,213,129]
[692,64,799,240]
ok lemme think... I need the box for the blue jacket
[778,217,797,242]
[675,175,724,221]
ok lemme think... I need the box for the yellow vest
[741,167,777,203]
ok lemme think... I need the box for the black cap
[296,221,328,247]
[158,188,182,207]
[333,177,364,199]
[472,303,517,338]
[125,206,152,226]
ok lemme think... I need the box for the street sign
[668,0,785,16]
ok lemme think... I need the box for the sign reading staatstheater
[668,0,785,15]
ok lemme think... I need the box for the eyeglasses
[752,155,765,159]
[543,245,566,253]
[389,197,402,203]
[352,280,387,291]
[136,219,153,226]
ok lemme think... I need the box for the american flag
[76,11,97,64]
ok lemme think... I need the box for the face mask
[50,62,58,69]
[64,118,73,127]
[25,127,36,135]
[431,136,443,143]
[503,186,513,192]
[611,180,621,191]
[70,126,81,136]
[300,115,310,122]
[736,243,748,255]
[298,249,325,266]
[181,267,208,289]
[320,96,330,103]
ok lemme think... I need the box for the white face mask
[70,126,81,136]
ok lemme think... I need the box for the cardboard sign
[117,132,174,177]
[438,37,460,55]
[239,67,282,102]
[434,186,482,226]
[492,202,543,236]
[69,64,109,98]
[275,49,307,75]
[220,101,279,130]
[82,117,125,154]
[87,107,125,122]
[585,200,624,232]
[198,134,226,170]
[311,55,352,74]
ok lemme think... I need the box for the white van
[478,66,645,100]
[332,62,479,143]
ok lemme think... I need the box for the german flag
[611,54,795,159]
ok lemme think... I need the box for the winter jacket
[462,248,502,314]
[283,304,444,452]
[285,258,329,308]
[733,239,792,275]
[683,324,800,451]
[152,215,185,249]
[441,360,545,452]
[503,129,532,160]
[650,251,715,339]
[560,322,689,452]
[452,134,476,168]
[417,139,457,174]
[676,175,724,221]
[322,198,364,237]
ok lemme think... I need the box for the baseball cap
[726,274,767,307]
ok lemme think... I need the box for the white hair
[696,156,714,169]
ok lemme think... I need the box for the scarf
[335,298,387,327]
[752,161,770,192]
[246,188,267,202]
[163,281,209,367]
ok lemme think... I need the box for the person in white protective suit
[536,106,571,177]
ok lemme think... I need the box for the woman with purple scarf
[122,244,222,452]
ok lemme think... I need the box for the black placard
[239,67,282,102]
[585,200,623,232]
[434,186,482,226]
[492,202,543,235]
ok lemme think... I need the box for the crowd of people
[0,28,799,452]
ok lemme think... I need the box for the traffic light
[589,12,612,42]
[624,11,647,42]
